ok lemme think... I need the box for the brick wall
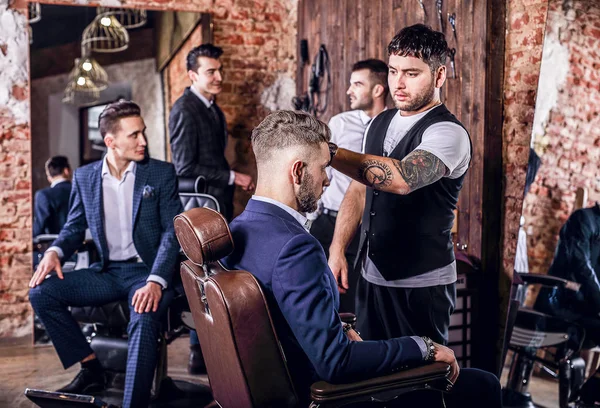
[0,0,297,337]
[523,0,600,274]
[502,0,549,282]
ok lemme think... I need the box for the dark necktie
[208,104,221,128]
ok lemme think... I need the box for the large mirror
[501,1,600,407]
[29,3,210,345]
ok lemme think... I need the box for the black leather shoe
[56,368,106,394]
[188,345,207,375]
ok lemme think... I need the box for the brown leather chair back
[174,208,299,408]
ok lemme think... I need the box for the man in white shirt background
[310,59,388,313]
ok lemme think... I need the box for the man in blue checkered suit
[29,100,183,408]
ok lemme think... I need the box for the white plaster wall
[531,8,570,146]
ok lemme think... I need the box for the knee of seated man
[29,285,50,311]
[458,368,500,395]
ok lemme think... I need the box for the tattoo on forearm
[392,149,448,192]
[358,159,393,189]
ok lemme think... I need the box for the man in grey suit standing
[169,43,254,221]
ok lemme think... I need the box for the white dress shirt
[189,86,235,186]
[251,195,311,232]
[361,105,470,288]
[50,177,69,188]
[49,157,167,289]
[321,110,372,212]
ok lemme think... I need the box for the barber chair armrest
[178,176,206,194]
[310,362,451,406]
[33,234,59,245]
[517,273,580,292]
[338,313,356,328]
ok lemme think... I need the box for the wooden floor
[0,335,211,408]
[0,336,562,408]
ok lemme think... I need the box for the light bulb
[77,77,86,86]
[82,61,93,71]
[100,17,112,27]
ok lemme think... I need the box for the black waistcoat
[359,105,471,280]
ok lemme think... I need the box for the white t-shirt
[362,105,471,288]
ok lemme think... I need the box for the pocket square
[142,185,155,199]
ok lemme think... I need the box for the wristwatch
[328,142,338,166]
[421,336,436,362]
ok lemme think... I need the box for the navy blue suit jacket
[33,181,72,236]
[222,199,423,400]
[51,158,183,285]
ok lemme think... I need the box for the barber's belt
[111,256,143,264]
[323,208,339,217]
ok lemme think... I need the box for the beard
[393,79,436,112]
[296,172,320,213]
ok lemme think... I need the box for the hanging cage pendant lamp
[96,7,147,29]
[62,54,109,106]
[82,14,129,53]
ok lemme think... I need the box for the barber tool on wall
[436,0,444,31]
[417,0,427,20]
[448,12,457,42]
[293,44,331,118]
[448,48,456,79]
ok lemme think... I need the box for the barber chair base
[502,389,536,408]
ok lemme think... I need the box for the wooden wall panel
[297,0,489,260]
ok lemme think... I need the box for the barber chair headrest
[174,207,233,266]
[178,176,206,194]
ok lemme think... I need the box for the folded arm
[331,148,448,196]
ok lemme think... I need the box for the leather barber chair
[173,207,453,408]
[502,273,586,408]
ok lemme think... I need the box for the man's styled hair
[352,59,389,98]
[98,100,141,137]
[45,155,70,177]
[186,43,224,72]
[388,24,448,72]
[251,111,331,162]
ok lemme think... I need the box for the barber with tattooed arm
[328,24,471,347]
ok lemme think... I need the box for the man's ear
[435,65,447,89]
[104,135,115,149]
[291,160,305,185]
[187,69,197,84]
[371,83,384,99]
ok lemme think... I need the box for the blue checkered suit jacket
[52,158,183,285]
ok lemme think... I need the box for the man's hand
[346,328,363,341]
[132,282,163,313]
[433,342,460,384]
[328,250,349,294]
[233,171,255,191]
[30,250,62,288]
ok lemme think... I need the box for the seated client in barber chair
[536,203,600,406]
[220,110,501,407]
[28,100,183,408]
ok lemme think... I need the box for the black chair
[502,273,587,408]
[178,176,220,213]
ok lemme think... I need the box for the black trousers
[356,276,456,345]
[345,367,502,408]
[310,212,360,313]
